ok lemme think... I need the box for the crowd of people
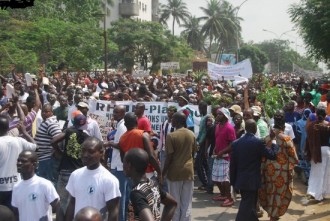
[0,66,330,221]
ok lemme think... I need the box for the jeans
[57,170,72,214]
[111,169,129,221]
[159,150,169,192]
[37,157,55,185]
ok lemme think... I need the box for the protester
[76,102,103,141]
[0,116,37,209]
[119,112,161,180]
[159,105,177,192]
[123,148,177,221]
[103,105,128,221]
[65,137,121,221]
[305,108,330,201]
[196,101,209,190]
[35,103,62,184]
[135,102,152,133]
[12,150,60,221]
[230,119,277,221]
[74,207,102,221]
[259,110,298,221]
[162,112,197,221]
[51,112,90,218]
[212,108,236,207]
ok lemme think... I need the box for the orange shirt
[119,129,144,153]
[119,129,154,173]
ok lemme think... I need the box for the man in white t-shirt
[65,137,121,221]
[104,105,128,221]
[12,150,59,221]
[0,115,37,209]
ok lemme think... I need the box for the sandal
[221,199,234,207]
[212,195,227,201]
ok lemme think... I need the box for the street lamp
[235,0,249,63]
[262,29,293,73]
[94,0,108,75]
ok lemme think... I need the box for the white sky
[160,0,305,54]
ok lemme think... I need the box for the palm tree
[181,15,205,51]
[159,0,190,35]
[199,0,241,60]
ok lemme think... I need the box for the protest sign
[132,70,150,77]
[89,113,112,141]
[6,83,14,99]
[208,59,253,80]
[89,100,203,136]
[25,73,36,87]
[160,62,180,70]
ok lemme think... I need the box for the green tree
[255,40,320,72]
[109,19,193,73]
[180,15,205,51]
[0,11,105,73]
[289,0,330,62]
[239,44,268,73]
[7,0,113,25]
[159,0,190,35]
[199,0,241,59]
[255,40,290,72]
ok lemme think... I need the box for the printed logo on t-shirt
[87,185,95,195]
[28,193,38,201]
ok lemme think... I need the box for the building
[104,0,159,28]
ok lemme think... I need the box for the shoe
[212,195,227,201]
[220,199,234,207]
[257,210,264,218]
[198,185,207,190]
[206,190,214,194]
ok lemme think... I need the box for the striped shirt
[35,116,62,161]
[9,110,37,136]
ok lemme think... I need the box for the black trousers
[0,191,13,210]
[236,190,259,221]
[195,148,208,187]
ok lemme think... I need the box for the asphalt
[191,174,330,221]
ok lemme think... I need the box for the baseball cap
[73,114,88,130]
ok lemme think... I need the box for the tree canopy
[109,19,193,73]
[289,0,330,62]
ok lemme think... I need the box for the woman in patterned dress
[259,110,298,221]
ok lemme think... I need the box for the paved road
[191,175,330,221]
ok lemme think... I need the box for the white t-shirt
[66,165,121,219]
[0,136,37,191]
[110,119,127,171]
[11,175,59,221]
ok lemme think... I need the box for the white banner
[160,62,180,70]
[88,100,203,136]
[208,59,253,80]
[132,70,149,77]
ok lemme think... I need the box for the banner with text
[88,100,203,137]
[160,62,180,70]
[208,59,253,80]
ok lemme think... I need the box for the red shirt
[137,116,152,132]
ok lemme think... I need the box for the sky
[159,0,305,54]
